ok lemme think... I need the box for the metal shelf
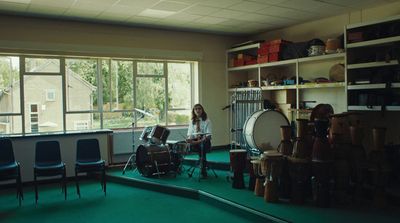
[348,105,400,111]
[347,36,400,48]
[261,85,296,90]
[228,64,259,71]
[227,43,260,53]
[347,60,398,69]
[348,83,400,90]
[297,82,345,89]
[298,53,345,63]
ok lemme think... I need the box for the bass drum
[243,110,289,153]
[136,144,172,177]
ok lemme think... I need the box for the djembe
[288,157,311,204]
[369,127,391,207]
[229,149,248,189]
[312,118,333,208]
[252,158,264,196]
[263,151,283,203]
[349,125,367,203]
[293,119,311,159]
[277,125,292,199]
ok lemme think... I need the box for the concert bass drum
[136,144,178,177]
[243,110,289,153]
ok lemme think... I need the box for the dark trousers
[190,139,211,175]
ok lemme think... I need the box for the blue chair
[75,139,106,198]
[0,138,23,206]
[34,141,66,204]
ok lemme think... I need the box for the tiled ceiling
[0,0,398,35]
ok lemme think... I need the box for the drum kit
[123,125,184,178]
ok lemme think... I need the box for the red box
[269,39,290,45]
[269,53,279,62]
[257,55,268,64]
[257,47,268,56]
[269,43,282,53]
[245,59,258,65]
[234,59,244,67]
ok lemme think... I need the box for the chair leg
[75,169,81,198]
[63,168,67,200]
[103,168,106,196]
[34,173,38,204]
[17,167,23,206]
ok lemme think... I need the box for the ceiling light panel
[210,9,244,19]
[151,1,191,12]
[0,0,31,3]
[200,0,243,8]
[30,0,75,8]
[167,12,202,22]
[139,9,176,18]
[228,1,269,12]
[117,0,159,7]
[28,5,67,15]
[0,1,28,11]
[183,5,221,16]
[195,16,228,24]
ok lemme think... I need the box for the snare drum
[136,144,172,177]
[243,110,289,153]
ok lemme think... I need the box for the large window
[0,54,197,135]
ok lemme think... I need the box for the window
[0,56,21,134]
[46,89,56,101]
[29,104,39,133]
[0,53,197,135]
[74,120,89,130]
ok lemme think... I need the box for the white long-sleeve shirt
[187,118,212,139]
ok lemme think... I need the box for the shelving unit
[226,44,346,120]
[345,15,400,111]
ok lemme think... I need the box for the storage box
[234,59,244,67]
[257,55,268,64]
[269,53,280,62]
[245,59,258,65]
[257,47,269,56]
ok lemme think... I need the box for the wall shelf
[347,60,398,69]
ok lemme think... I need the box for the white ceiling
[0,0,398,36]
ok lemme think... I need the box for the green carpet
[112,168,400,223]
[0,181,254,223]
[184,149,230,163]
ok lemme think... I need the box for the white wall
[250,2,400,151]
[9,132,110,182]
[0,14,244,147]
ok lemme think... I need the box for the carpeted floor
[0,181,254,223]
[111,147,400,223]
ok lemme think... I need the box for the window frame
[0,53,197,135]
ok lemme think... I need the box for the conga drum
[251,158,264,196]
[229,149,247,189]
[288,157,311,204]
[263,151,283,203]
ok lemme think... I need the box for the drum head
[244,110,289,152]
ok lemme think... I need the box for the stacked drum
[312,118,333,208]
[289,119,312,204]
[229,149,248,189]
[368,127,391,207]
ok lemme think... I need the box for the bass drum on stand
[136,144,178,177]
[243,110,290,154]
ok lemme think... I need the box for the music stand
[187,133,218,181]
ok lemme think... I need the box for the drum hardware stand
[122,122,137,175]
[187,138,218,181]
[122,111,147,175]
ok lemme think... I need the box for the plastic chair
[0,138,23,206]
[34,140,66,204]
[75,139,106,198]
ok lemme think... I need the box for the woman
[186,104,212,177]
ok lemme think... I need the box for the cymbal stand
[122,122,137,175]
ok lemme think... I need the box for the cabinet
[227,45,346,121]
[345,15,400,111]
